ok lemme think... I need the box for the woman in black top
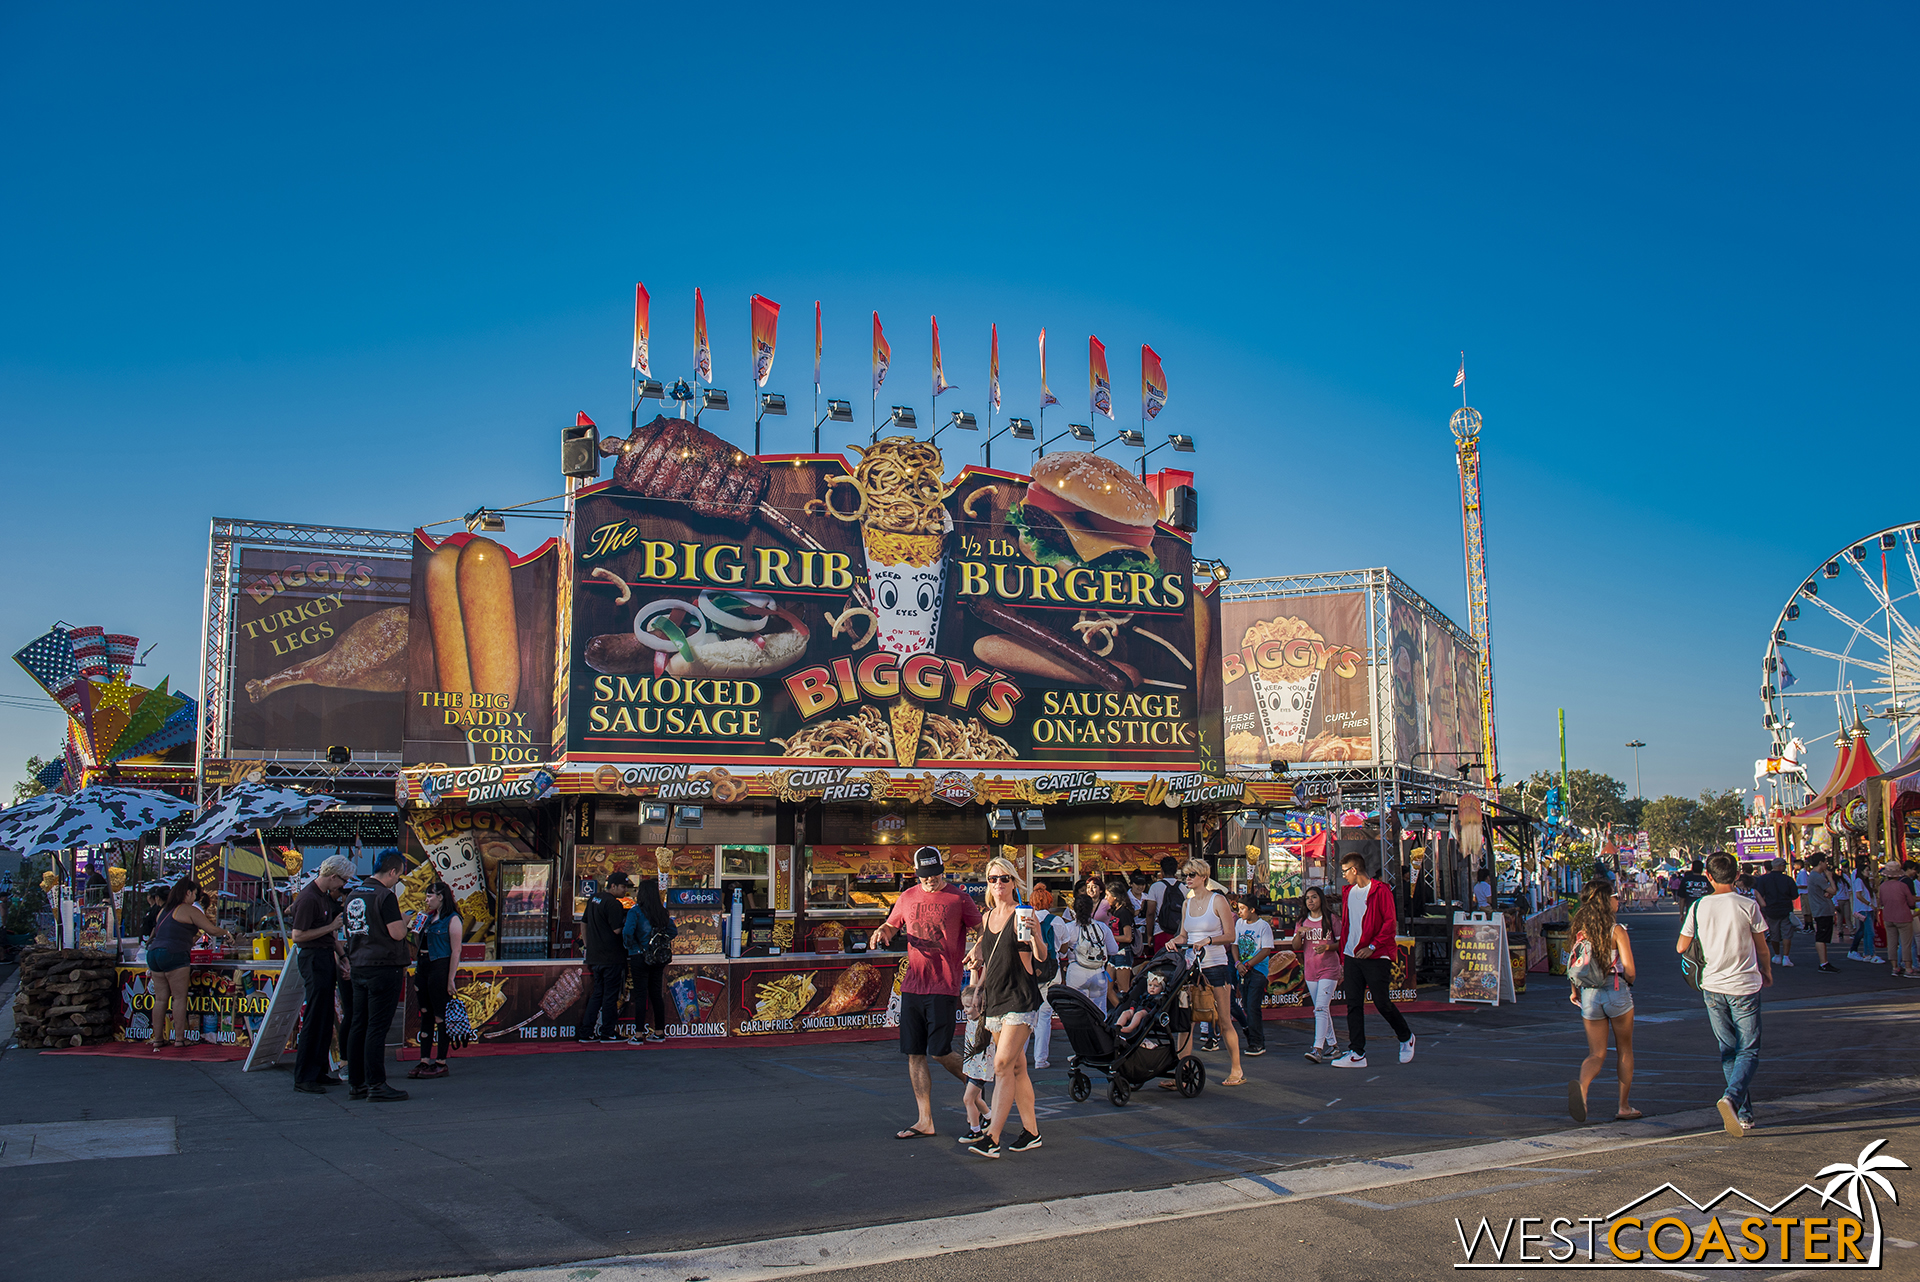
[963,855,1049,1158]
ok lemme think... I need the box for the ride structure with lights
[1451,405,1499,785]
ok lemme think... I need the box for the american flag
[1453,355,1466,388]
[14,626,78,698]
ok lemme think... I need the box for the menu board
[733,954,905,1036]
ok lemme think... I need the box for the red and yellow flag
[751,294,780,387]
[632,283,651,376]
[1142,344,1167,421]
[1089,334,1113,420]
[1039,329,1059,408]
[989,324,1001,412]
[872,312,890,393]
[932,315,955,398]
[693,288,712,383]
[814,301,822,388]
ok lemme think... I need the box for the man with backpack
[1144,856,1186,954]
[1753,858,1799,966]
[1676,851,1772,1135]
[580,871,633,1042]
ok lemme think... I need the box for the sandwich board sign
[241,956,305,1071]
[1448,910,1516,1006]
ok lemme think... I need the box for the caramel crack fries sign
[566,425,1203,773]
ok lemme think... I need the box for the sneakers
[625,1035,647,1046]
[367,1085,409,1102]
[1032,1060,1050,1070]
[1819,962,1838,972]
[1867,955,1887,964]
[1716,1097,1743,1137]
[1004,1129,1043,1153]
[958,1125,988,1146]
[1399,1034,1417,1063]
[1244,1045,1267,1056]
[1779,956,1795,967]
[967,1134,1002,1158]
[1847,951,1864,961]
[1329,1051,1368,1069]
[1304,1042,1337,1063]
[646,1030,668,1042]
[1770,955,1781,964]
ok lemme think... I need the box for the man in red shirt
[1329,852,1415,1069]
[873,846,983,1139]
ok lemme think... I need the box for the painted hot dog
[457,537,519,709]
[426,543,471,694]
[965,597,1131,693]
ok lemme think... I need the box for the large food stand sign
[226,548,413,753]
[1219,592,1372,767]
[566,423,1202,773]
[402,530,562,766]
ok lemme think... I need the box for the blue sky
[2,4,1914,803]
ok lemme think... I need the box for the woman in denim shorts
[1566,879,1638,1123]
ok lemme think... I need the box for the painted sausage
[426,543,471,693]
[965,598,1131,693]
[457,537,519,709]
[584,633,652,674]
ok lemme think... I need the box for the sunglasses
[987,874,1015,883]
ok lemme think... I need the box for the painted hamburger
[1009,451,1160,577]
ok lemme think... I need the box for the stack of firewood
[12,948,118,1048]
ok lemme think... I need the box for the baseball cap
[607,871,634,887]
[913,846,944,877]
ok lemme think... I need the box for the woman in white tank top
[1170,858,1246,1086]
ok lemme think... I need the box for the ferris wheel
[1761,522,1920,803]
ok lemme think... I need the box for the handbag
[1678,900,1708,992]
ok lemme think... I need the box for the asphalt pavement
[2,907,1916,1282]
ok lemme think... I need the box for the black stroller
[1048,950,1206,1107]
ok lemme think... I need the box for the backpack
[1033,914,1060,985]
[1073,920,1109,971]
[1566,931,1611,989]
[640,914,676,966]
[1677,900,1708,992]
[1155,879,1186,935]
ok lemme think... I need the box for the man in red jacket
[1329,852,1415,1069]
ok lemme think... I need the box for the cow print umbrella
[3,786,196,857]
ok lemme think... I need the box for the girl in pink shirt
[1292,886,1343,1061]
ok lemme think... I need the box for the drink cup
[1015,906,1035,943]
[1250,668,1320,756]
[669,974,700,1026]
[862,530,946,658]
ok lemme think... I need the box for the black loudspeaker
[561,423,601,478]
[1167,485,1198,531]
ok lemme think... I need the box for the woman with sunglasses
[1565,878,1639,1122]
[963,856,1049,1157]
[1170,858,1246,1086]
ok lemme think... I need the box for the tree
[13,754,51,805]
[1641,789,1748,861]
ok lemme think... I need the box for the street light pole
[1625,739,1646,800]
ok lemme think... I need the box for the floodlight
[988,809,1017,832]
[673,804,704,828]
[949,410,977,430]
[1211,561,1231,581]
[1068,423,1095,442]
[1008,418,1034,440]
[1117,428,1145,447]
[826,399,854,422]
[701,389,730,412]
[641,802,669,824]
[1019,808,1046,830]
[1169,434,1195,452]
[1269,761,1289,775]
[637,379,666,400]
[464,510,506,533]
[759,392,787,416]
[889,406,917,428]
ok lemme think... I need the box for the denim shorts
[1201,964,1234,987]
[1577,985,1634,1020]
[984,1009,1040,1033]
[146,948,189,975]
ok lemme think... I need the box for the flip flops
[894,1125,937,1140]
[1567,1080,1588,1124]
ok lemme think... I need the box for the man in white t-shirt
[1676,852,1773,1136]
[1472,871,1494,911]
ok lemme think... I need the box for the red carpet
[40,1041,249,1062]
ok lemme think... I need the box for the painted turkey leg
[245,606,409,701]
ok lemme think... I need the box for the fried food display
[753,972,817,1021]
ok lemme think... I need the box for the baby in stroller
[1110,970,1168,1040]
